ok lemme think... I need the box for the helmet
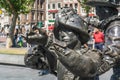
[53,7,90,45]
[85,0,119,20]
[85,0,120,7]
[95,6,118,20]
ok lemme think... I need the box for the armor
[86,0,120,79]
[99,16,120,78]
[105,19,120,58]
[53,7,103,80]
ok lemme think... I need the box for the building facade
[0,9,10,29]
[47,0,83,26]
[63,0,81,14]
[47,0,63,26]
[19,0,46,28]
[0,0,97,31]
[47,0,97,24]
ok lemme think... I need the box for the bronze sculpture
[23,0,120,80]
[23,7,103,80]
[86,0,120,80]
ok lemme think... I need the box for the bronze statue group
[23,0,120,80]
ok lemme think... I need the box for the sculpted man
[86,0,120,80]
[23,0,120,80]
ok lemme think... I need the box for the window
[32,12,35,20]
[19,15,22,21]
[37,12,39,20]
[33,3,35,8]
[40,3,43,8]
[74,3,78,8]
[82,7,86,13]
[74,3,78,12]
[53,13,55,19]
[64,0,69,1]
[70,4,73,8]
[52,4,55,9]
[58,3,61,8]
[65,4,68,7]
[40,13,43,21]
[37,0,39,5]
[25,14,28,20]
[48,4,50,9]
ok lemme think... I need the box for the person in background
[93,28,104,51]
[17,34,23,47]
[4,25,9,36]
[13,28,18,47]
[93,28,104,80]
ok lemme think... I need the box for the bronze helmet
[53,7,90,45]
[85,0,120,7]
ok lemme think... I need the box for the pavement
[0,47,114,80]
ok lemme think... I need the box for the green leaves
[0,0,35,14]
[18,0,35,14]
[78,0,91,15]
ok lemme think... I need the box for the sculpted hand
[22,29,48,46]
[53,43,101,77]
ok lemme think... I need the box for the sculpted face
[56,29,79,49]
[59,31,74,42]
[54,7,90,45]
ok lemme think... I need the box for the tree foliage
[0,0,35,47]
[78,0,91,16]
[0,0,35,15]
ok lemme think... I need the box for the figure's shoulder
[99,15,120,30]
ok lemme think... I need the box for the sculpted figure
[23,1,120,80]
[54,5,120,79]
[24,7,102,80]
[24,29,57,75]
[86,0,120,80]
[53,7,102,80]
